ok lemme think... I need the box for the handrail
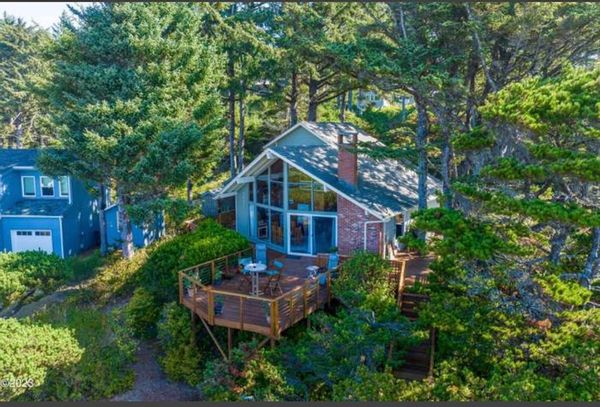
[180,266,332,339]
[178,247,253,274]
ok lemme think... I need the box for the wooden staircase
[395,284,435,381]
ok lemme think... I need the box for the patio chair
[255,243,267,265]
[263,259,284,296]
[237,257,253,291]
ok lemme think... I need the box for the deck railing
[179,265,332,339]
[178,247,254,290]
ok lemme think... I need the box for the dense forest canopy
[0,2,599,401]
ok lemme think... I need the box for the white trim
[104,203,119,212]
[236,176,254,184]
[217,150,271,197]
[0,214,63,219]
[21,175,36,197]
[13,166,36,170]
[39,175,55,197]
[59,217,65,258]
[218,192,237,199]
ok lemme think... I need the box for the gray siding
[271,127,325,147]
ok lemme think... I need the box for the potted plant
[214,295,224,316]
[213,269,223,286]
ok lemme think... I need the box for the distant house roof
[264,121,382,149]
[270,145,440,218]
[2,199,70,216]
[0,149,39,172]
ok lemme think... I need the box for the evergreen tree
[0,14,54,147]
[39,3,225,258]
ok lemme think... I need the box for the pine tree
[39,3,225,258]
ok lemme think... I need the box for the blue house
[104,203,166,249]
[0,149,99,258]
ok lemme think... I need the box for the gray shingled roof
[2,199,71,216]
[0,149,39,172]
[301,122,382,146]
[271,145,441,218]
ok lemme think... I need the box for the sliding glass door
[288,214,336,255]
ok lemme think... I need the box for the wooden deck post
[227,328,233,360]
[207,289,215,324]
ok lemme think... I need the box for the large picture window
[287,167,336,212]
[256,168,269,205]
[270,160,284,208]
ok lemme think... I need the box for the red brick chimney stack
[337,130,358,187]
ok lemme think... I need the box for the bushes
[140,219,249,304]
[0,318,83,401]
[0,251,73,307]
[156,302,202,385]
[23,301,137,400]
[132,219,249,336]
[126,287,161,338]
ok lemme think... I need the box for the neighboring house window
[40,176,55,197]
[58,176,69,197]
[21,176,36,197]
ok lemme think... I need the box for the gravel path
[111,340,201,401]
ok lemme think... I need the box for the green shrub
[0,318,83,401]
[126,287,161,338]
[129,219,248,334]
[157,302,202,385]
[87,251,146,305]
[140,218,249,304]
[23,301,136,401]
[0,251,73,307]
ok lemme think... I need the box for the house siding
[336,195,382,256]
[269,127,324,148]
[105,205,165,249]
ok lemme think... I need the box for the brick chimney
[337,130,358,187]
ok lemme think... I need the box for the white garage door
[10,230,53,254]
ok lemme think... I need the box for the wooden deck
[179,249,340,339]
[178,248,431,342]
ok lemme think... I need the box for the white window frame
[40,176,55,197]
[58,176,70,198]
[21,176,36,197]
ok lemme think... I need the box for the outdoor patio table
[245,262,268,296]
[306,265,319,279]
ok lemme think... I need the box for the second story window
[58,176,69,197]
[21,176,36,197]
[40,176,55,197]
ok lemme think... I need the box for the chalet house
[0,149,163,258]
[215,122,440,257]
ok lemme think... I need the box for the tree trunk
[581,227,600,288]
[289,70,298,127]
[307,76,319,122]
[339,91,346,122]
[186,178,193,203]
[347,89,353,111]
[415,99,428,211]
[117,192,134,260]
[237,93,245,172]
[99,184,108,256]
[227,55,237,178]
